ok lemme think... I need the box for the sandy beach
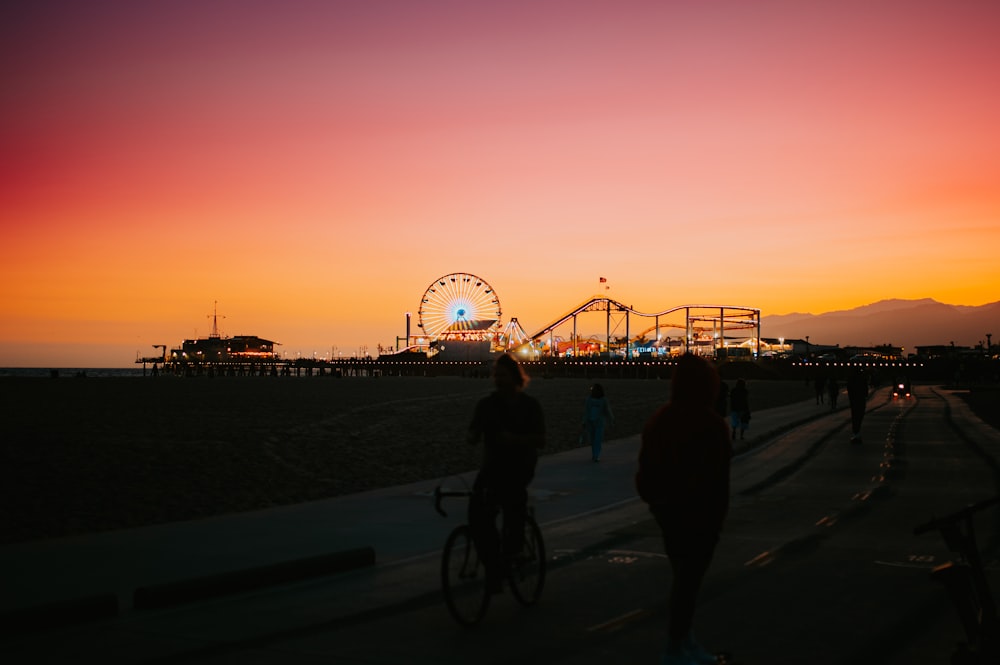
[3,372,994,545]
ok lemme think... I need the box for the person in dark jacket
[636,354,732,665]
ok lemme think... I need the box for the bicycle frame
[435,486,472,518]
[914,495,1000,662]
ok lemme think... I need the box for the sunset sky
[3,1,999,367]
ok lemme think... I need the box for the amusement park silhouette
[403,271,761,360]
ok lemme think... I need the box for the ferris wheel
[417,272,502,338]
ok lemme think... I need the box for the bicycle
[434,485,546,627]
[914,495,1000,664]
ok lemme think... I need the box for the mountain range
[759,299,1000,355]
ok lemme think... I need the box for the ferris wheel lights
[418,272,503,344]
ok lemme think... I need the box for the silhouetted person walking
[729,378,750,441]
[637,354,731,665]
[582,383,615,462]
[847,368,869,444]
[466,353,546,593]
[827,375,839,411]
[814,374,826,405]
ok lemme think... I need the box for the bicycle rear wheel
[441,525,490,626]
[509,516,546,606]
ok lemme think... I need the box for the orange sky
[3,1,999,367]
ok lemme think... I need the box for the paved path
[1,391,843,619]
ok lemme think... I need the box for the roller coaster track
[522,296,761,356]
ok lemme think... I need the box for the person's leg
[500,484,529,561]
[653,510,718,660]
[850,399,865,437]
[591,422,605,460]
[469,484,503,590]
[667,545,715,643]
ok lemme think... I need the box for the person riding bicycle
[466,353,546,593]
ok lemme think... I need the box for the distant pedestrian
[581,383,615,461]
[827,376,839,410]
[729,378,750,441]
[636,354,731,665]
[814,375,826,405]
[847,368,868,444]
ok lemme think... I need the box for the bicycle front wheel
[441,525,490,627]
[509,517,546,606]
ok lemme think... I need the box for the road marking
[587,608,651,633]
[550,548,667,563]
[744,550,775,567]
[873,560,937,569]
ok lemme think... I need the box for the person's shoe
[681,636,718,664]
[660,648,696,665]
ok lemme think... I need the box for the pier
[143,355,932,382]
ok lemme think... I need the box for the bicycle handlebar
[913,494,1000,536]
[434,486,473,518]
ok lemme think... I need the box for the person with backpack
[636,354,732,665]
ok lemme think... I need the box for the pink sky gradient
[3,1,999,366]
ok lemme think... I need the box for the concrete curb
[132,546,376,610]
[0,593,119,635]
